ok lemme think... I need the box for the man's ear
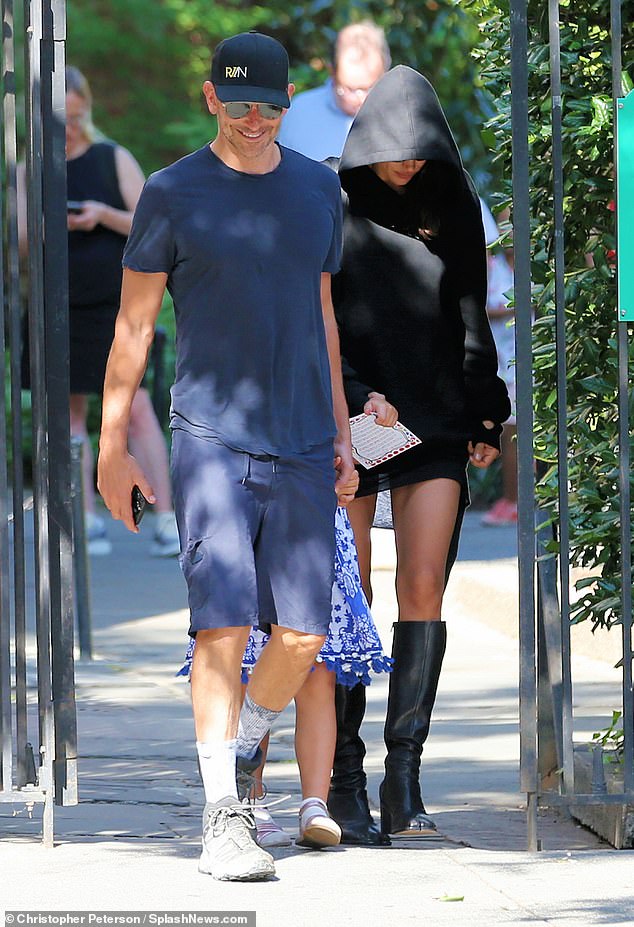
[203,81,219,115]
[287,82,295,102]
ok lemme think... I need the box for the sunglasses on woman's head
[222,101,284,120]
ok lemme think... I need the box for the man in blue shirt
[278,21,390,161]
[97,31,355,882]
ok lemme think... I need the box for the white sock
[196,739,237,803]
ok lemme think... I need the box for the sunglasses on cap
[222,101,284,120]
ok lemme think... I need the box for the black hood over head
[339,65,463,177]
[338,66,474,238]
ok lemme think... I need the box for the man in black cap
[97,32,354,881]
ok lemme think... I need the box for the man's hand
[334,456,359,507]
[363,391,398,426]
[97,444,156,532]
[467,441,500,469]
[333,442,357,504]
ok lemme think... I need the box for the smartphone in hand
[67,200,85,214]
[131,485,149,527]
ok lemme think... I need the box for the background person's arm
[97,268,167,530]
[67,145,145,236]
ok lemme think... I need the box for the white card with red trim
[349,413,421,469]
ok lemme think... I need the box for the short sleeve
[322,176,343,274]
[123,176,175,274]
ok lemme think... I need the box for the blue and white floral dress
[177,506,392,687]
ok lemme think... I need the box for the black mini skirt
[356,439,470,506]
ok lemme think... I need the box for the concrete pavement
[1,508,633,926]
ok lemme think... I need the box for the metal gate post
[510,0,539,851]
[612,0,634,792]
[547,0,575,800]
[41,0,77,809]
[0,0,77,845]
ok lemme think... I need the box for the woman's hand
[467,440,500,469]
[334,456,359,507]
[67,199,106,232]
[364,391,398,426]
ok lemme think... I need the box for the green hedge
[469,0,634,630]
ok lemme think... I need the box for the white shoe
[151,511,180,557]
[254,802,292,848]
[297,797,341,848]
[85,512,112,556]
[199,797,275,882]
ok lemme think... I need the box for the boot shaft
[384,620,447,754]
[331,682,368,789]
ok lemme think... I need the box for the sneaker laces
[205,804,257,850]
[237,774,290,811]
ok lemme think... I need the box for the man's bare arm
[320,272,356,496]
[97,268,168,530]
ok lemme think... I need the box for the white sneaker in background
[151,511,181,558]
[84,511,112,556]
[253,802,292,848]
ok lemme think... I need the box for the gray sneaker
[199,796,275,881]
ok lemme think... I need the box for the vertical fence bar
[536,524,564,782]
[548,0,574,796]
[612,0,634,793]
[24,0,56,845]
[511,0,538,850]
[41,0,77,807]
[0,0,13,798]
[4,0,30,791]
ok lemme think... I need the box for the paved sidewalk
[1,510,633,926]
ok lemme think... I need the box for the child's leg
[294,662,336,801]
[294,664,342,847]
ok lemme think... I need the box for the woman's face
[371,159,426,193]
[65,90,90,158]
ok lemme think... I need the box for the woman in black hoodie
[327,66,511,843]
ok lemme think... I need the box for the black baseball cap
[211,32,290,109]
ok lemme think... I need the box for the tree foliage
[468,0,634,630]
[63,0,634,634]
[66,0,494,184]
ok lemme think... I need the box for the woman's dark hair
[413,160,462,240]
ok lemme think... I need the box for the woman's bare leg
[69,394,95,512]
[381,478,462,836]
[346,493,377,604]
[127,387,173,512]
[390,479,461,621]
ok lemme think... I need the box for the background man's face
[334,49,385,117]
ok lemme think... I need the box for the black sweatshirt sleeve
[340,354,375,416]
[454,185,511,449]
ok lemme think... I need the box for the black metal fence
[512,0,634,849]
[1,0,632,853]
[1,0,77,846]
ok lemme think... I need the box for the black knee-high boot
[380,620,446,836]
[327,682,390,846]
